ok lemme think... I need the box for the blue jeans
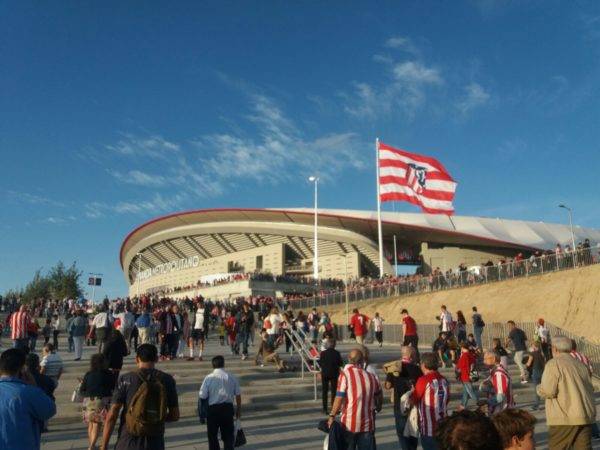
[343,430,376,450]
[473,326,484,349]
[461,382,478,407]
[394,410,418,450]
[531,369,542,409]
[421,435,439,450]
[237,330,249,356]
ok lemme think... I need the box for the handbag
[71,382,83,403]
[234,419,247,447]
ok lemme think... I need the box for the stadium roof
[120,207,600,272]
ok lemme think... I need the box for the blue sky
[1,1,599,298]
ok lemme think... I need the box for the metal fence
[332,321,600,377]
[289,247,599,311]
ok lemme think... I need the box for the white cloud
[111,169,168,187]
[84,193,186,218]
[344,60,443,119]
[4,190,66,207]
[90,90,367,218]
[384,36,418,54]
[42,215,76,225]
[457,82,490,114]
[106,134,180,159]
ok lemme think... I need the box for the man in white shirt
[265,307,282,347]
[91,306,112,353]
[440,305,453,333]
[189,301,208,361]
[199,356,242,450]
[372,312,384,347]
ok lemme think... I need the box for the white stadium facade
[120,208,600,300]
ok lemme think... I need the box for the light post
[309,176,319,283]
[558,204,576,254]
[136,252,142,298]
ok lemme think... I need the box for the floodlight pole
[558,204,576,266]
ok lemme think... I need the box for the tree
[4,261,83,304]
[22,269,51,303]
[48,261,83,300]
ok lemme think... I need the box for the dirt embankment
[326,264,600,343]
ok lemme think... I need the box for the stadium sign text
[137,255,200,281]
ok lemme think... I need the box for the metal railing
[288,247,599,311]
[332,321,600,377]
[284,328,320,400]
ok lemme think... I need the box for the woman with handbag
[80,353,116,450]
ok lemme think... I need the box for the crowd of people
[0,292,599,450]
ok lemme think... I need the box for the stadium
[120,208,600,300]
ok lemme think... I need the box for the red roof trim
[119,207,541,269]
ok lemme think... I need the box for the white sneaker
[241,355,247,360]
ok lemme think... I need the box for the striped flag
[378,141,457,215]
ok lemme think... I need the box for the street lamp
[136,252,142,298]
[341,253,350,326]
[558,204,577,253]
[309,176,319,282]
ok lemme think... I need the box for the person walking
[69,309,88,361]
[190,300,209,361]
[327,349,383,449]
[372,312,384,347]
[439,305,453,333]
[471,307,485,350]
[102,329,128,378]
[101,344,179,450]
[0,348,56,450]
[80,354,116,450]
[455,310,467,343]
[401,309,419,361]
[506,321,528,383]
[235,303,254,361]
[319,338,343,415]
[537,336,596,450]
[199,355,242,450]
[91,306,111,353]
[525,341,545,410]
[51,314,61,351]
[456,341,478,408]
[10,305,31,350]
[135,308,151,345]
[482,350,514,415]
[384,346,422,450]
[349,309,369,345]
[412,352,450,450]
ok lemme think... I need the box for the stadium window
[256,255,263,270]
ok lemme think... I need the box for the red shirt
[337,365,381,433]
[402,316,417,336]
[350,314,369,336]
[412,371,449,437]
[457,351,475,382]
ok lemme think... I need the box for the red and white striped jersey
[336,364,381,433]
[412,371,450,437]
[570,350,593,376]
[490,365,514,414]
[10,311,31,340]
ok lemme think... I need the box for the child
[492,337,509,369]
[42,319,52,345]
[217,319,225,346]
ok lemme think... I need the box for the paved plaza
[28,333,599,450]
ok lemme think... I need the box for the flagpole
[376,137,384,278]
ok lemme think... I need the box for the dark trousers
[207,402,235,450]
[52,330,60,350]
[322,376,338,412]
[375,331,383,345]
[394,410,418,450]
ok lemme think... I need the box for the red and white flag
[378,141,457,215]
